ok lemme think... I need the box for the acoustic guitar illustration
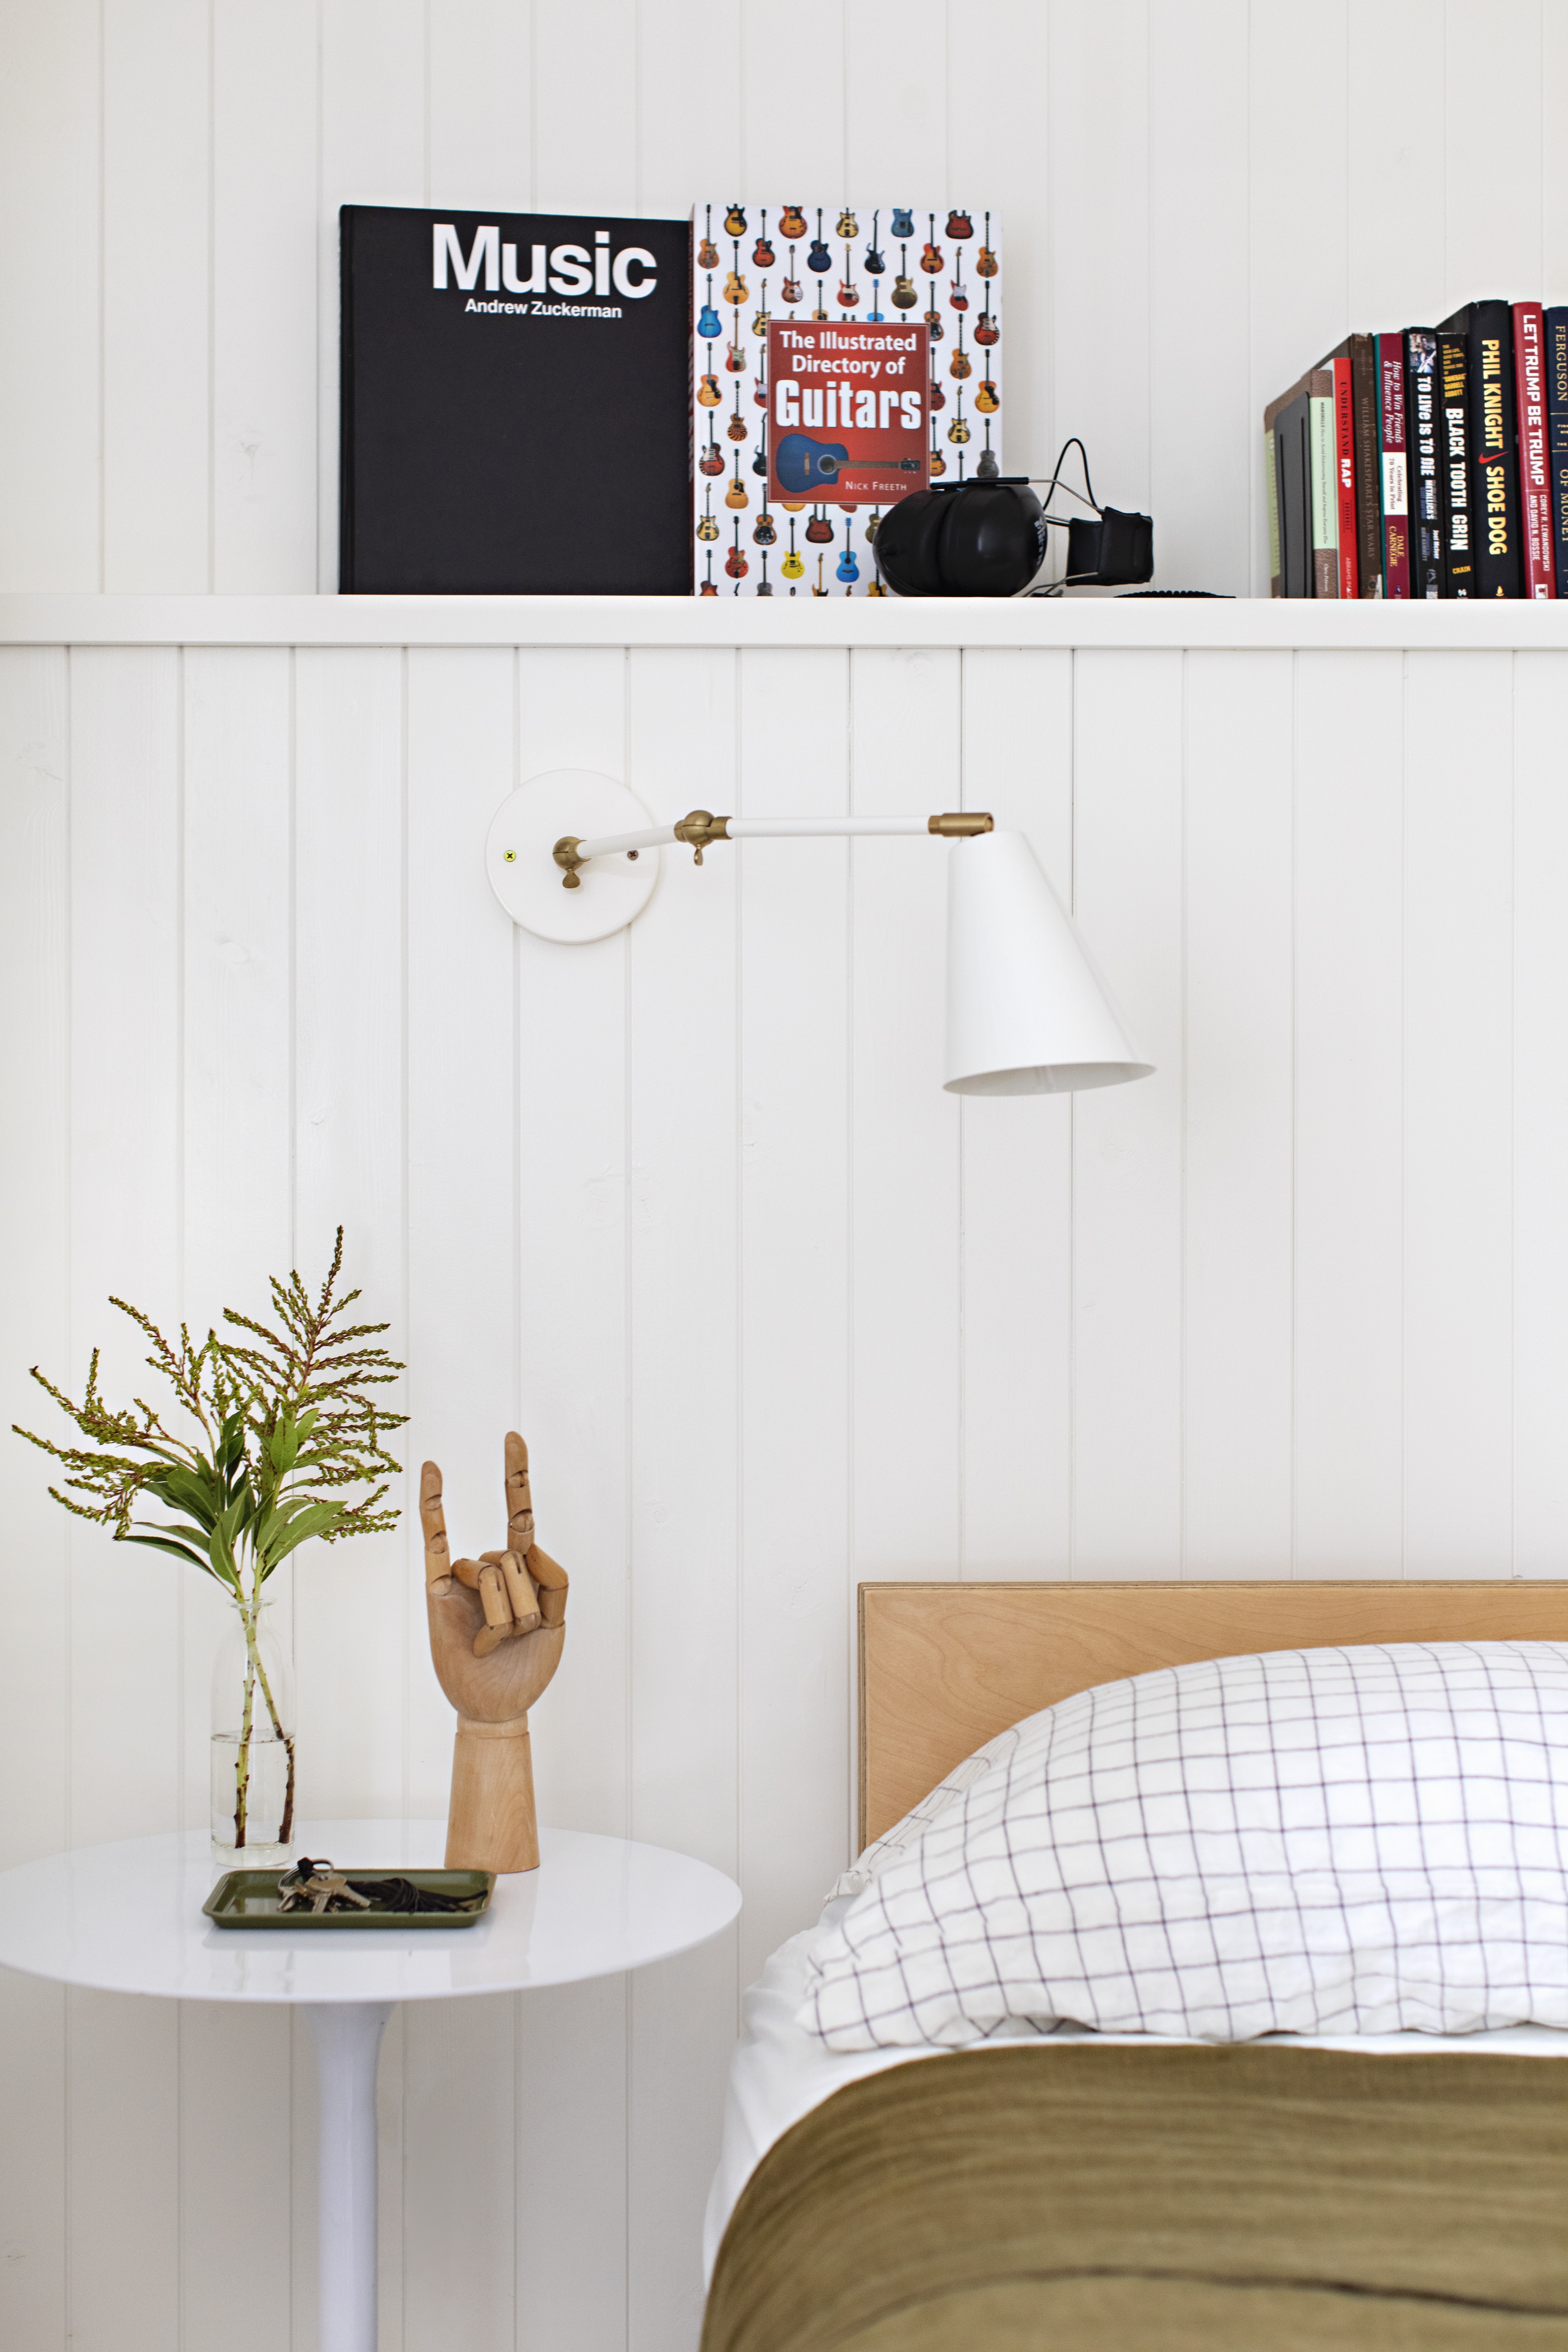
[699,438,724,477]
[726,456,750,509]
[698,367,721,407]
[779,204,807,239]
[696,492,719,542]
[864,214,885,274]
[924,305,944,342]
[756,551,773,595]
[836,517,860,583]
[752,212,775,268]
[698,276,722,341]
[724,260,749,307]
[867,569,887,595]
[975,377,1000,415]
[754,508,777,546]
[726,520,749,579]
[812,553,828,595]
[836,208,858,238]
[782,517,805,579]
[776,433,919,496]
[890,246,917,310]
[807,211,832,275]
[700,558,719,596]
[724,204,748,235]
[920,215,943,274]
[805,507,835,545]
[698,206,719,271]
[890,206,915,239]
[976,213,997,277]
[865,507,881,542]
[974,309,999,347]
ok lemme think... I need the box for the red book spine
[1513,301,1556,598]
[1332,355,1359,598]
[1377,333,1410,598]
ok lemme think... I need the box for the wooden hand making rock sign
[421,1432,568,1872]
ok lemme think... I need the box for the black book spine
[1404,330,1442,597]
[1349,333,1382,596]
[339,207,357,592]
[1437,329,1473,595]
[1462,300,1524,595]
[1547,306,1568,602]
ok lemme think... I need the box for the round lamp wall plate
[485,770,661,943]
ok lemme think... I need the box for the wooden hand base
[445,1715,539,1874]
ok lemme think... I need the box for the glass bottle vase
[210,1601,296,1868]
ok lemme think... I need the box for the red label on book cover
[1332,355,1359,598]
[767,320,929,509]
[1513,301,1556,598]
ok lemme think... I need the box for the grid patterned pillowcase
[802,1643,1568,2050]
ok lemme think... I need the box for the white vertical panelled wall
[6,0,1568,599]
[2,625,1567,2348]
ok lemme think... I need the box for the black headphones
[875,478,1048,598]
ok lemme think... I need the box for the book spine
[1265,426,1281,596]
[1377,332,1410,597]
[1349,334,1382,595]
[1332,355,1358,597]
[1470,304,1522,596]
[1512,301,1556,597]
[1437,329,1473,595]
[1404,331,1443,597]
[1308,371,1338,596]
[1547,306,1568,602]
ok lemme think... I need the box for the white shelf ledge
[4,593,1568,651]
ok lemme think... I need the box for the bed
[702,1581,1568,2352]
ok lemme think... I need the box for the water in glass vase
[211,1601,297,1869]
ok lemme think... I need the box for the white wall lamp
[486,770,1153,1098]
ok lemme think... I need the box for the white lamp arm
[555,807,992,885]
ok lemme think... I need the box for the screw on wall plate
[627,849,639,860]
[503,849,517,862]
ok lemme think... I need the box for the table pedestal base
[307,2002,392,2352]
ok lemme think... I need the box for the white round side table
[0,1820,741,2352]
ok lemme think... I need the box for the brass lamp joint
[672,809,732,866]
[928,811,995,838]
[553,835,586,890]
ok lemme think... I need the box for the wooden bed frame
[858,1579,1568,1848]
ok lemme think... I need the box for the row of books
[1265,300,1568,599]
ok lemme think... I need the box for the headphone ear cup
[873,491,951,596]
[937,484,1047,595]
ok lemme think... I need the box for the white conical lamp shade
[943,831,1154,1096]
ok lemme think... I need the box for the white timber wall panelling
[3,632,1565,2350]
[10,0,1568,599]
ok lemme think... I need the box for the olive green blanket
[703,2043,1568,2351]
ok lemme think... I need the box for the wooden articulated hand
[420,1432,568,1873]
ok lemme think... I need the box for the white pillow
[802,1643,1568,2050]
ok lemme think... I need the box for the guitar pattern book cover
[692,202,1003,596]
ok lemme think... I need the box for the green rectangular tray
[203,1867,495,1929]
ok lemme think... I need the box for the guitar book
[340,204,691,594]
[691,202,1002,596]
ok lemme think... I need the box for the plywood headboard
[858,1579,1568,1848]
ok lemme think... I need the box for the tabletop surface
[0,1820,741,2005]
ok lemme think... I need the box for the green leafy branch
[13,1227,406,1599]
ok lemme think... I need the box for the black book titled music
[1437,299,1522,596]
[340,204,692,594]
